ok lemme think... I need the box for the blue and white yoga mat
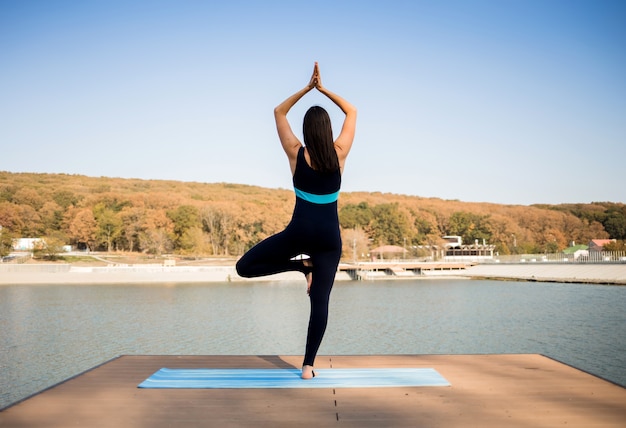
[138,368,450,389]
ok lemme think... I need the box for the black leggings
[235,202,341,367]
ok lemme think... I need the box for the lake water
[1,279,625,409]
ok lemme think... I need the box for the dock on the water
[1,354,625,427]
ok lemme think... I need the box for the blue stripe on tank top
[294,187,340,204]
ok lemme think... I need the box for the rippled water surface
[1,279,625,408]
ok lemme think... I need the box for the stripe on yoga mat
[138,368,450,389]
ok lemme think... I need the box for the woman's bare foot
[301,365,315,379]
[303,260,313,295]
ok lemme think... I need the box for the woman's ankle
[301,365,315,379]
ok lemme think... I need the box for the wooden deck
[1,354,625,427]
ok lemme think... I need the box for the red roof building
[588,239,615,252]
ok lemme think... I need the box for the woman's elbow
[274,106,288,117]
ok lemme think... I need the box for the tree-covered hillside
[1,171,623,259]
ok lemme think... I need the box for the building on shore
[443,243,495,262]
[442,236,495,262]
[589,239,616,253]
[411,236,495,262]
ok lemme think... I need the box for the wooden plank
[1,355,625,427]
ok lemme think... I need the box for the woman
[236,62,357,379]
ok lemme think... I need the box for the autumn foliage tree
[66,207,97,251]
[0,171,623,260]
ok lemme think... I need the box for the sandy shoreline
[2,263,626,285]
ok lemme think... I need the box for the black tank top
[292,147,341,204]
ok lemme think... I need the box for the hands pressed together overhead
[308,62,323,91]
[274,61,356,171]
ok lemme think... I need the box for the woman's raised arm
[274,65,319,172]
[315,66,357,167]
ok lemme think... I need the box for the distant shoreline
[1,263,625,285]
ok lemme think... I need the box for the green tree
[369,203,412,246]
[602,206,626,240]
[447,211,492,245]
[168,205,200,251]
[339,202,373,230]
[0,226,14,258]
[412,214,436,245]
[94,204,123,252]
[52,190,81,209]
[179,226,209,255]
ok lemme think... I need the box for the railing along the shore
[476,251,626,264]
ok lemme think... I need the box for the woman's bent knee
[235,259,250,277]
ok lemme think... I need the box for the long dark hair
[303,106,339,173]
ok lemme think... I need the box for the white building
[12,238,43,251]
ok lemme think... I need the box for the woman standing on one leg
[236,62,357,379]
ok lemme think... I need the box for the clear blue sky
[1,0,624,205]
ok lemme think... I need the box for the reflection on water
[1,280,625,408]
